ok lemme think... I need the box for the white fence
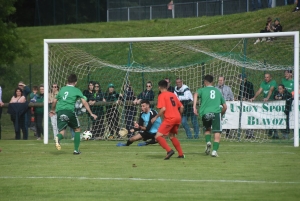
[107,0,286,22]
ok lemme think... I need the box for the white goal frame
[43,32,299,147]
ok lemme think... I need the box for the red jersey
[157,91,182,124]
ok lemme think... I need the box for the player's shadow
[50,151,68,155]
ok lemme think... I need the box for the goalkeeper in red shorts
[151,80,184,160]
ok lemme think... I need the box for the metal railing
[107,0,286,22]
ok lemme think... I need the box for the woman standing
[133,81,155,107]
[89,82,105,138]
[9,88,27,139]
[49,83,59,140]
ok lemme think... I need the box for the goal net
[43,32,299,146]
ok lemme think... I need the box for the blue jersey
[139,109,161,134]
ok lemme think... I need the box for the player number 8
[210,90,215,99]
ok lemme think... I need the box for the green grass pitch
[0,139,299,201]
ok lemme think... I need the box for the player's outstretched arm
[151,107,165,123]
[81,98,97,120]
[193,93,198,115]
[250,87,262,102]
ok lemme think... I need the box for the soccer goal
[43,32,299,147]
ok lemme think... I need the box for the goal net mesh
[48,35,296,143]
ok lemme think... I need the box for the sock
[170,137,183,156]
[213,142,220,151]
[126,140,133,146]
[205,134,211,143]
[156,136,172,152]
[74,132,80,152]
[57,134,64,141]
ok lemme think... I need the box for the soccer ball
[82,130,92,140]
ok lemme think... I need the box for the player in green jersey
[49,74,97,155]
[193,75,227,157]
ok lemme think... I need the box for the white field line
[1,151,295,154]
[0,176,299,184]
[24,142,296,148]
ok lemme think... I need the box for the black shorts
[139,131,156,141]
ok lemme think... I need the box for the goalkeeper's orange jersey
[157,91,182,124]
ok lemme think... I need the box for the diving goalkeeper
[117,100,161,147]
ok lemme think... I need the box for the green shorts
[57,110,80,132]
[202,113,222,133]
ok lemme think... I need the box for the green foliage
[0,140,299,200]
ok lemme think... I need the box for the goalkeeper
[117,100,161,147]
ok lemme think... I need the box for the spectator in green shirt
[281,70,294,93]
[250,73,277,102]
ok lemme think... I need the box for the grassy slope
[16,5,299,66]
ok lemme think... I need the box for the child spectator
[29,86,39,136]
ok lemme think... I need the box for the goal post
[43,31,299,147]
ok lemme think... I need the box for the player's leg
[55,111,69,150]
[169,125,184,158]
[155,121,174,160]
[73,127,81,154]
[137,132,157,146]
[202,115,212,155]
[211,113,222,157]
[117,133,142,147]
[69,112,81,154]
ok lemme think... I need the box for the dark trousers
[12,113,27,140]
[34,113,43,138]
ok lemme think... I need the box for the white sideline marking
[0,176,299,184]
[2,151,295,154]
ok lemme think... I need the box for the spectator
[34,85,44,140]
[104,83,121,138]
[83,81,95,102]
[281,70,294,93]
[49,83,59,140]
[174,78,199,139]
[292,0,300,12]
[272,18,282,32]
[254,17,273,44]
[216,76,234,138]
[8,88,28,140]
[273,84,292,139]
[89,82,106,139]
[165,78,175,93]
[238,74,254,101]
[133,81,155,105]
[250,73,277,138]
[268,0,272,8]
[120,83,137,138]
[30,86,38,103]
[237,74,255,139]
[29,86,39,136]
[250,73,277,102]
[252,0,262,10]
[17,81,31,138]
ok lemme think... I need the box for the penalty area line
[0,176,299,184]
